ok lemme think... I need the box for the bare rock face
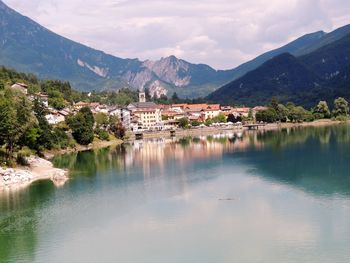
[148,80,168,98]
[143,56,191,87]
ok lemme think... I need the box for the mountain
[227,31,326,81]
[0,0,235,98]
[226,24,350,82]
[207,32,350,107]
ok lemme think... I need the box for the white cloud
[3,0,350,69]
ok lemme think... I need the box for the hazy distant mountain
[0,0,238,98]
[208,33,350,107]
[2,0,350,100]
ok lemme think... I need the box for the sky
[3,0,350,69]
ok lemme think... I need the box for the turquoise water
[1,126,350,262]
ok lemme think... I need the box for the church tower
[139,91,146,103]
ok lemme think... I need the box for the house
[127,92,163,131]
[11,83,28,95]
[109,107,132,129]
[34,93,49,107]
[231,107,251,118]
[45,111,65,125]
[171,103,221,121]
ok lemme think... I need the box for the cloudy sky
[3,0,350,69]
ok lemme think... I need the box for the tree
[288,106,307,123]
[95,112,109,129]
[333,97,349,117]
[270,97,279,111]
[32,99,55,150]
[313,101,331,119]
[0,91,34,159]
[67,107,94,145]
[212,113,227,123]
[178,117,189,128]
[109,115,126,139]
[255,109,277,123]
[205,118,213,126]
[276,104,288,122]
[172,92,180,103]
[227,114,242,123]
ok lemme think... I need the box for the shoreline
[43,138,124,159]
[129,119,347,140]
[0,156,68,191]
[0,119,345,191]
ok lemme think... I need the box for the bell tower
[139,91,146,103]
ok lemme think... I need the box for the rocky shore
[0,156,68,190]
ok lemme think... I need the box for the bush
[178,118,189,129]
[191,120,201,127]
[53,128,70,149]
[205,119,213,126]
[16,147,32,166]
[95,128,110,141]
[336,115,348,122]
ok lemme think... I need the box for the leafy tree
[212,113,227,123]
[0,91,34,159]
[276,104,289,122]
[205,118,213,126]
[32,99,55,150]
[288,106,307,123]
[313,101,331,119]
[109,115,126,139]
[79,107,95,127]
[255,109,278,123]
[178,118,189,128]
[95,112,109,128]
[49,97,67,110]
[333,97,349,117]
[227,114,242,123]
[67,107,94,145]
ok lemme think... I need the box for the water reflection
[50,124,350,198]
[1,124,350,262]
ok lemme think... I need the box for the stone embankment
[0,156,68,189]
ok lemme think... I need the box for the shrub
[191,120,201,127]
[95,128,110,141]
[16,147,32,166]
[335,115,348,122]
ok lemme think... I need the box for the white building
[109,107,132,130]
[127,92,163,131]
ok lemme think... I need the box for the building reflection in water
[120,131,265,178]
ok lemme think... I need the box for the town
[10,82,268,132]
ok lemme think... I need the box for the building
[109,107,132,130]
[127,92,163,131]
[34,93,49,107]
[169,103,221,121]
[11,83,28,95]
[231,107,251,118]
[139,91,146,103]
[45,110,66,125]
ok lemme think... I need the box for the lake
[1,125,350,263]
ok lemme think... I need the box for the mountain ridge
[208,32,350,107]
[0,0,238,98]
